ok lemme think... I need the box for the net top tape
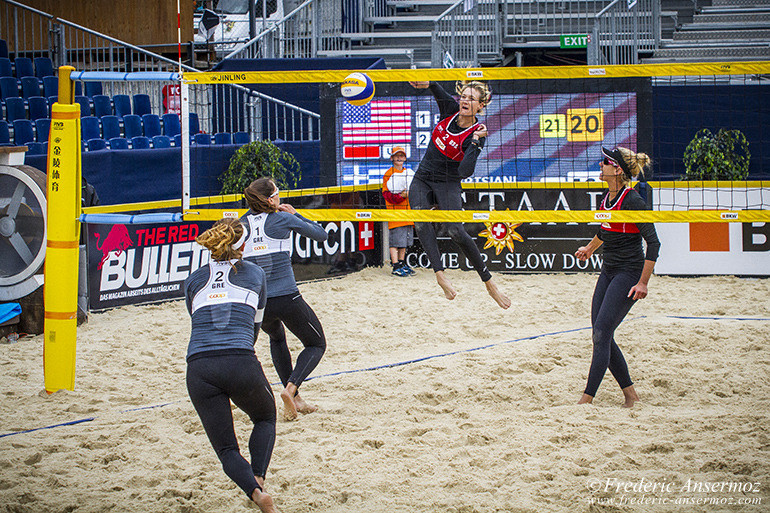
[182,61,770,85]
[71,71,180,82]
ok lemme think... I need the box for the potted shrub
[219,140,301,194]
[683,128,750,181]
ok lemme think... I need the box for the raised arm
[278,205,328,242]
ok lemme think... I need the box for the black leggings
[186,352,276,498]
[260,292,326,390]
[584,267,640,397]
[409,176,491,282]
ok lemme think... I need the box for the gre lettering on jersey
[243,213,291,256]
[191,260,261,320]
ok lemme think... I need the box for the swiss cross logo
[358,221,374,250]
[492,223,508,239]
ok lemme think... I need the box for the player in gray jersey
[184,218,279,513]
[241,177,329,421]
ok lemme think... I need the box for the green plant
[683,128,750,181]
[219,140,301,194]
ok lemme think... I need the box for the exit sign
[560,34,590,49]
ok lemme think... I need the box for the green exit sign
[560,34,590,49]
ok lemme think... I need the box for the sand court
[1,269,768,512]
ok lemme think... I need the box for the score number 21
[539,109,604,142]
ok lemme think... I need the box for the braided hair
[195,218,245,263]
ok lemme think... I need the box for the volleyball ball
[385,170,414,195]
[341,72,375,106]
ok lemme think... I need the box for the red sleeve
[383,190,406,204]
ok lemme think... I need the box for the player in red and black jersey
[408,80,510,309]
[575,146,661,408]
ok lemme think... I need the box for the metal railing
[431,0,504,68]
[0,0,318,142]
[225,0,347,60]
[587,0,660,65]
[504,0,608,41]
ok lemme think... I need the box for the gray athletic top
[184,259,267,359]
[241,210,328,298]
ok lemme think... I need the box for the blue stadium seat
[152,135,171,148]
[14,57,34,79]
[47,96,56,113]
[20,76,41,99]
[35,118,50,142]
[194,133,211,145]
[101,115,121,140]
[142,114,162,138]
[81,116,101,141]
[33,57,54,80]
[25,141,45,155]
[74,81,82,96]
[214,132,232,145]
[234,131,250,144]
[113,94,131,119]
[0,76,20,99]
[0,57,11,78]
[42,76,58,98]
[132,94,151,116]
[13,119,35,145]
[0,40,7,59]
[84,81,102,98]
[109,137,129,150]
[5,97,26,122]
[28,96,48,121]
[0,120,9,144]
[92,95,112,117]
[123,114,143,139]
[189,112,200,134]
[87,138,108,151]
[74,95,91,117]
[173,134,182,147]
[161,113,181,137]
[131,136,151,149]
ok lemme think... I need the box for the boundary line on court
[4,314,768,439]
[304,324,596,382]
[666,315,770,321]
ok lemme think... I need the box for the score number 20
[539,109,604,142]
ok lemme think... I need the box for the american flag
[342,100,411,148]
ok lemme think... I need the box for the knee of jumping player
[445,223,467,241]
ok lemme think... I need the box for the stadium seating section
[0,46,250,151]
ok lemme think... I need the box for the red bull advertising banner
[86,220,382,310]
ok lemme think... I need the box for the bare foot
[251,487,278,513]
[294,394,318,414]
[577,393,593,405]
[484,279,511,309]
[621,385,640,408]
[280,388,298,421]
[435,271,457,300]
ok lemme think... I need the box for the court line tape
[1,324,594,439]
[666,315,770,321]
[304,324,596,381]
[6,314,768,439]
